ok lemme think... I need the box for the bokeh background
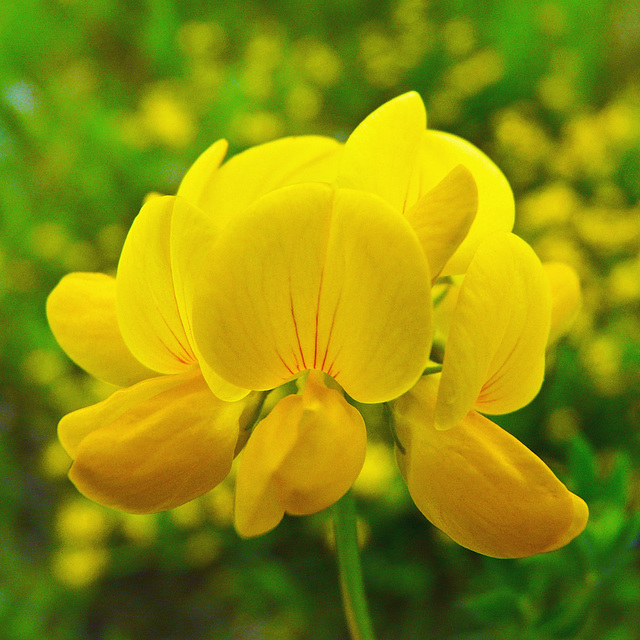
[2,0,640,638]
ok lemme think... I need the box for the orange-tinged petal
[336,92,426,212]
[408,131,515,276]
[178,136,342,228]
[192,183,432,403]
[176,138,228,205]
[117,196,196,374]
[436,233,551,429]
[234,371,366,537]
[394,376,588,558]
[541,493,590,553]
[47,273,158,387]
[405,165,478,281]
[544,262,582,345]
[60,369,254,513]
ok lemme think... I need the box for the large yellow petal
[176,138,228,205]
[405,165,478,281]
[408,131,515,275]
[117,196,196,374]
[169,196,250,402]
[394,376,588,558]
[544,262,582,345]
[47,273,158,387]
[178,136,342,228]
[59,369,254,513]
[234,371,366,537]
[192,183,432,403]
[336,92,426,212]
[436,233,551,430]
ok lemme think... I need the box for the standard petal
[234,371,366,537]
[178,136,342,228]
[394,376,588,558]
[59,370,252,513]
[47,273,158,387]
[405,165,478,281]
[408,130,515,276]
[176,138,228,205]
[192,183,432,404]
[436,233,551,430]
[336,92,426,212]
[117,196,196,374]
[544,262,582,345]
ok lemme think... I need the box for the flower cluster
[47,93,588,558]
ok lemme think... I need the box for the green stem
[384,402,405,455]
[422,364,442,376]
[244,391,269,431]
[333,491,377,640]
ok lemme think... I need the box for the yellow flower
[335,92,514,277]
[47,93,588,558]
[47,135,342,513]
[393,232,588,558]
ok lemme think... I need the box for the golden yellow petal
[395,376,588,558]
[117,196,196,374]
[405,165,478,281]
[179,135,342,228]
[192,183,432,403]
[176,138,228,205]
[234,371,366,537]
[408,130,515,275]
[169,196,250,401]
[47,273,158,386]
[436,233,551,429]
[336,91,426,212]
[61,370,248,513]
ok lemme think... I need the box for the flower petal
[544,262,582,345]
[409,131,515,275]
[59,369,254,513]
[336,92,426,212]
[436,233,551,430]
[178,136,342,227]
[47,273,158,387]
[176,138,228,205]
[192,183,432,403]
[394,376,588,558]
[169,196,250,401]
[405,165,478,281]
[117,196,196,374]
[234,371,366,537]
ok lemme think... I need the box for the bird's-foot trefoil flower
[393,232,588,558]
[47,92,587,562]
[47,136,342,513]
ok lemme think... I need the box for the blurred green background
[2,0,640,638]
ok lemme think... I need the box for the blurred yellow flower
[52,547,109,589]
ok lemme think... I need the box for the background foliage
[1,0,640,638]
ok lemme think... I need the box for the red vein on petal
[313,267,325,369]
[326,346,343,378]
[155,302,194,364]
[277,351,295,376]
[290,285,306,369]
[321,291,341,372]
[290,348,301,372]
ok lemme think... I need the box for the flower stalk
[333,491,377,640]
